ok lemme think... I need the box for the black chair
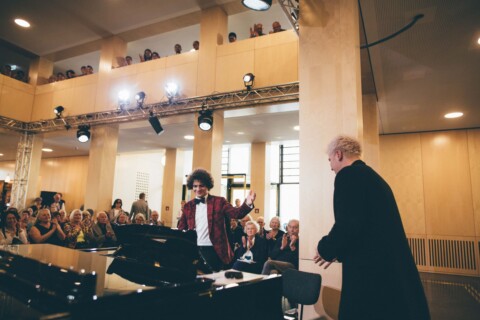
[282,269,322,320]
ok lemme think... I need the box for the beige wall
[0,74,34,122]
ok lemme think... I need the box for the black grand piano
[0,225,283,319]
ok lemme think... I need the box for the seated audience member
[234,198,242,208]
[270,21,285,33]
[87,65,93,74]
[134,213,146,225]
[152,52,160,59]
[229,219,245,251]
[262,219,299,274]
[29,208,66,246]
[48,75,57,83]
[250,23,265,38]
[265,216,285,254]
[57,209,68,226]
[0,210,28,245]
[232,221,268,274]
[192,41,199,51]
[112,212,130,229]
[19,209,35,233]
[228,32,237,43]
[30,197,43,216]
[149,210,163,226]
[80,66,88,76]
[108,198,127,222]
[65,69,76,79]
[139,49,152,62]
[256,216,266,237]
[63,209,95,249]
[82,210,93,227]
[92,211,117,248]
[239,214,252,229]
[56,72,66,81]
[174,44,182,54]
[125,55,133,65]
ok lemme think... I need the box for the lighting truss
[0,82,299,134]
[278,0,299,35]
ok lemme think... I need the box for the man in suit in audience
[261,219,299,274]
[178,168,256,272]
[130,192,149,221]
[315,135,430,320]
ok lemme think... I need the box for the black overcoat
[318,160,430,320]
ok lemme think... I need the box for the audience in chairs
[92,211,117,248]
[265,216,285,254]
[262,219,299,275]
[64,209,95,249]
[232,221,268,274]
[0,210,28,245]
[29,209,66,246]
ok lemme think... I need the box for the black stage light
[149,111,164,135]
[242,0,272,11]
[243,73,255,91]
[77,125,91,143]
[135,91,146,107]
[198,109,213,131]
[54,106,64,118]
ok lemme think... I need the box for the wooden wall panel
[379,134,426,235]
[467,129,480,237]
[31,92,54,121]
[39,156,89,212]
[165,62,198,99]
[421,131,475,236]
[215,50,254,92]
[0,76,34,122]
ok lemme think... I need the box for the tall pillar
[29,57,53,85]
[95,36,127,111]
[84,125,119,213]
[10,133,43,209]
[299,0,363,318]
[362,94,380,170]
[161,148,184,227]
[250,142,269,220]
[192,111,224,196]
[196,7,227,96]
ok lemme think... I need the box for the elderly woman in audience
[0,210,28,245]
[134,213,146,225]
[63,209,95,249]
[256,216,266,237]
[265,216,284,254]
[112,212,130,230]
[92,211,117,248]
[29,208,65,246]
[108,199,127,222]
[82,210,93,227]
[148,210,163,226]
[232,221,268,274]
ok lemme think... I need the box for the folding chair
[282,269,322,320]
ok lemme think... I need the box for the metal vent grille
[408,237,426,266]
[135,172,149,200]
[428,239,476,270]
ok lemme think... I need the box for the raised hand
[245,190,256,206]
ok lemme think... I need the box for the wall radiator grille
[408,238,426,266]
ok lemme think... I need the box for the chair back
[282,269,322,305]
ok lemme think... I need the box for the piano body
[0,225,283,319]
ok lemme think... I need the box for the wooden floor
[420,272,480,320]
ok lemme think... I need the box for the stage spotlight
[135,91,146,107]
[198,109,213,131]
[54,106,64,118]
[242,0,272,11]
[243,73,255,91]
[118,90,130,109]
[77,125,91,143]
[148,111,164,135]
[165,82,179,103]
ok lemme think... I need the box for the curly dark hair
[186,168,214,190]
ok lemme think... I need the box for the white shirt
[195,196,213,246]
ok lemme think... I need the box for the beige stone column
[95,36,127,111]
[250,142,269,220]
[84,125,119,213]
[362,94,380,170]
[192,111,224,196]
[196,7,227,96]
[161,148,185,227]
[29,57,53,85]
[25,134,44,203]
[298,0,363,317]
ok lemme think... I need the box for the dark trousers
[198,246,224,272]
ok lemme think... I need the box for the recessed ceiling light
[477,37,480,45]
[293,125,300,131]
[0,153,4,156]
[444,112,463,119]
[14,18,30,28]
[42,148,53,152]
[237,132,244,135]
[184,135,194,140]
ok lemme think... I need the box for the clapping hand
[280,234,288,250]
[289,234,298,251]
[242,236,247,248]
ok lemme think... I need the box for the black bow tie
[194,197,206,204]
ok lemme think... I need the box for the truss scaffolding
[278,0,300,35]
[10,132,34,209]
